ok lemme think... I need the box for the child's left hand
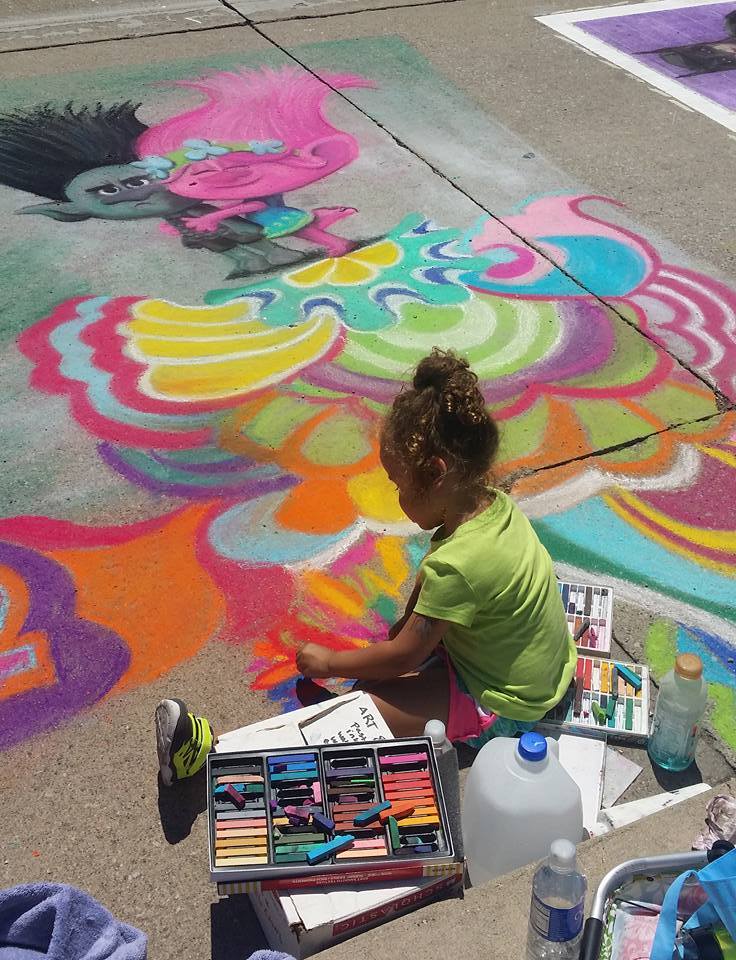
[296,642,334,679]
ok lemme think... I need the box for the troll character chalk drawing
[0,67,374,278]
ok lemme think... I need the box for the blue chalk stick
[306,834,355,865]
[353,801,391,826]
[615,663,642,691]
[268,753,317,766]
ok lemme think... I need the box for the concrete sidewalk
[321,778,736,960]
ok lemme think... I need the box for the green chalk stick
[606,694,617,721]
[274,852,309,863]
[274,842,323,854]
[388,816,400,852]
[625,698,634,730]
[592,702,606,725]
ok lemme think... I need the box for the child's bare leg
[356,664,450,738]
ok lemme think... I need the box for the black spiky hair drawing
[0,101,148,201]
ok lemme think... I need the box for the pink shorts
[443,654,497,743]
[440,652,536,746]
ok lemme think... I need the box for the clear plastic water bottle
[424,719,454,757]
[526,840,587,960]
[648,654,708,772]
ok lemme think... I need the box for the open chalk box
[541,655,650,742]
[207,738,457,889]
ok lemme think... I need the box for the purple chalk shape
[224,783,245,809]
[311,811,334,832]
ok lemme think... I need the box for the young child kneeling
[155,350,576,783]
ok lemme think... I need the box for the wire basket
[579,852,709,960]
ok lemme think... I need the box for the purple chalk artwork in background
[539,2,736,129]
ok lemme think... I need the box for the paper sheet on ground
[215,691,393,753]
[550,733,606,835]
[602,748,643,808]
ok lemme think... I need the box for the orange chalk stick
[379,802,415,824]
[397,815,440,828]
[385,789,436,802]
[382,771,431,784]
[216,828,267,840]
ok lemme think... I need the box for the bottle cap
[549,839,577,874]
[518,731,547,762]
[424,719,447,745]
[676,654,703,680]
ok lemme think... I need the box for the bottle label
[530,894,584,942]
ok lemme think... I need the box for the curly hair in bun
[382,348,499,490]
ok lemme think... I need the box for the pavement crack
[241,0,468,25]
[246,22,732,410]
[0,18,247,53]
[502,408,732,490]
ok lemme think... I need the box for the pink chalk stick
[352,839,388,850]
[312,783,322,803]
[379,753,427,766]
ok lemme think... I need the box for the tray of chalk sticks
[207,738,457,886]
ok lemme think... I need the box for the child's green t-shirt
[413,490,576,722]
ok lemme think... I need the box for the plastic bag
[650,848,736,959]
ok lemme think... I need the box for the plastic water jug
[462,732,583,885]
[648,654,708,772]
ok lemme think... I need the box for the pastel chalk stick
[379,753,428,766]
[388,816,400,852]
[224,783,245,809]
[379,802,415,824]
[270,771,319,783]
[311,811,334,832]
[306,834,355,865]
[336,848,387,859]
[269,754,317,766]
[216,829,267,840]
[216,810,267,822]
[615,663,643,691]
[312,783,322,803]
[215,856,268,867]
[215,838,268,850]
[274,853,309,863]
[326,766,372,780]
[216,844,268,856]
[381,770,431,783]
[397,815,440,828]
[353,801,391,826]
[216,817,268,828]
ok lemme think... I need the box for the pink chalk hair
[136,66,375,158]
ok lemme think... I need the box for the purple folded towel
[0,884,146,960]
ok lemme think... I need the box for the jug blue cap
[518,732,547,761]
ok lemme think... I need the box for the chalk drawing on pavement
[0,51,734,750]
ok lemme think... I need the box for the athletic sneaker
[155,698,213,786]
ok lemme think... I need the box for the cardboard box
[248,867,465,958]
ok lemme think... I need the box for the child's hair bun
[413,349,484,425]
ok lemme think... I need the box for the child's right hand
[296,643,333,679]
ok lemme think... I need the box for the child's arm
[387,575,422,640]
[297,612,448,683]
